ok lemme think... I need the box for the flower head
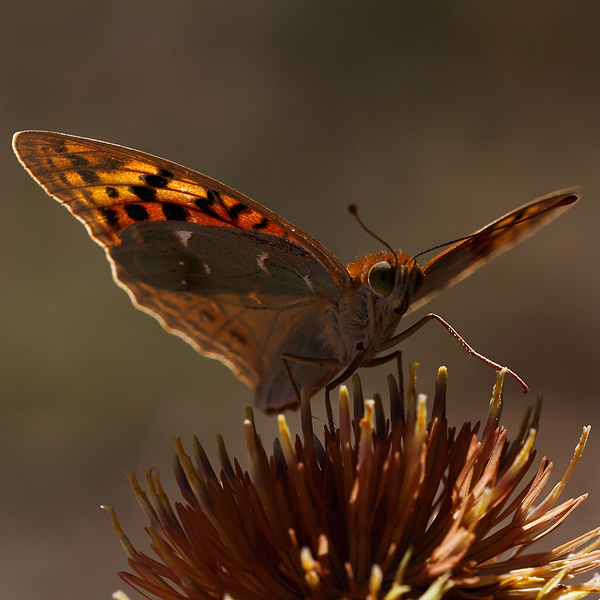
[105,366,600,600]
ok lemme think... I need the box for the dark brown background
[2,3,599,598]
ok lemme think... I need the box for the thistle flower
[104,366,600,600]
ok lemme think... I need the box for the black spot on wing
[194,197,220,219]
[142,173,168,188]
[78,169,100,184]
[99,207,119,229]
[65,153,88,166]
[252,217,270,230]
[158,168,173,179]
[199,310,214,322]
[227,202,248,220]
[105,186,119,199]
[162,203,189,221]
[130,185,156,202]
[47,141,66,154]
[230,330,247,345]
[101,157,124,170]
[124,204,149,222]
[207,189,221,202]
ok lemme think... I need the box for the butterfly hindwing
[111,221,339,303]
[110,220,341,409]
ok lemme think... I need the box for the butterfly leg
[382,313,528,393]
[281,354,341,404]
[322,348,366,434]
[363,350,402,368]
[281,356,302,405]
[281,350,365,434]
[281,353,343,431]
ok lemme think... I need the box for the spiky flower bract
[105,366,600,600]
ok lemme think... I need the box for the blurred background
[2,2,600,598]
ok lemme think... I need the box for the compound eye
[412,266,425,294]
[368,261,395,296]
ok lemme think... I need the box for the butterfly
[13,130,578,425]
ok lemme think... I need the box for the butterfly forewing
[407,189,579,314]
[13,131,351,285]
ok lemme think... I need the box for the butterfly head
[346,204,424,318]
[348,250,425,316]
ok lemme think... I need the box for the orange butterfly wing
[13,131,350,410]
[407,189,579,314]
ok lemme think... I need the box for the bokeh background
[2,2,600,598]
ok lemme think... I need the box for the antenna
[411,194,577,262]
[348,204,399,267]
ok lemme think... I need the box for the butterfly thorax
[322,251,425,364]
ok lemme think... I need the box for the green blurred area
[2,2,600,598]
